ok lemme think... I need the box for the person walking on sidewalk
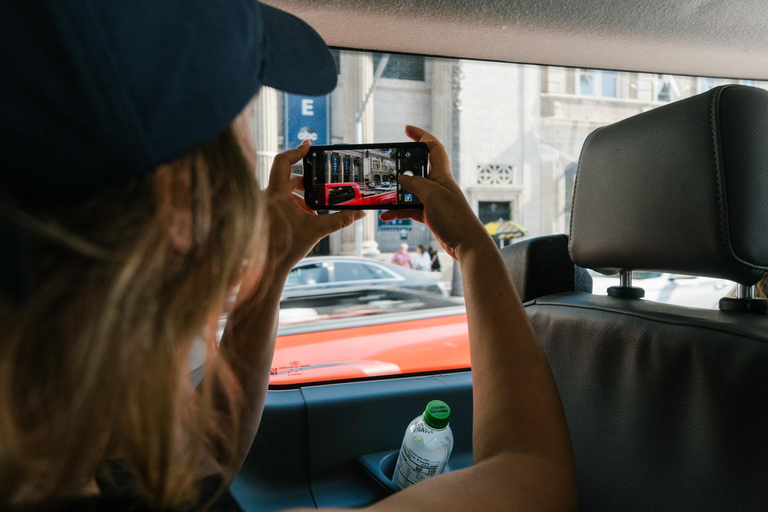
[392,243,412,268]
[428,246,442,272]
[413,245,431,271]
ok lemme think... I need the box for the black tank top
[11,474,244,512]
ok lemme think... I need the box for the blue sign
[378,217,412,227]
[331,155,340,175]
[343,158,350,177]
[283,93,331,150]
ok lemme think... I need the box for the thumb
[314,210,366,235]
[398,174,437,202]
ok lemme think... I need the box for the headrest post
[720,284,767,313]
[608,270,645,299]
[736,284,755,300]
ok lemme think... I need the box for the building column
[252,87,279,188]
[430,59,454,165]
[340,52,379,255]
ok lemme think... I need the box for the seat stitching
[567,127,600,261]
[710,86,763,277]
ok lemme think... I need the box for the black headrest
[569,85,768,285]
[501,234,592,302]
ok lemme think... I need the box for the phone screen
[303,143,428,210]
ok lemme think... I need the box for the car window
[328,186,356,203]
[334,262,388,282]
[256,49,763,386]
[286,263,329,286]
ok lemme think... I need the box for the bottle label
[414,424,432,435]
[393,442,442,488]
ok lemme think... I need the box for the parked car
[325,182,396,206]
[589,270,733,309]
[214,258,445,341]
[372,182,397,192]
[284,257,443,296]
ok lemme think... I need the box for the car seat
[502,85,768,511]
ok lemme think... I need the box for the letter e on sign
[301,99,314,116]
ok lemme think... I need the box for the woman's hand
[265,140,364,272]
[379,126,492,261]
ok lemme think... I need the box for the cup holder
[357,449,467,493]
[357,450,401,493]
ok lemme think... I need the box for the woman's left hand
[265,140,365,273]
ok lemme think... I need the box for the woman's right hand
[380,126,493,261]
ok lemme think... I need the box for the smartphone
[303,142,429,210]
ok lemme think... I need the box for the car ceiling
[267,0,768,80]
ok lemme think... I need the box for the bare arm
[201,141,363,480]
[303,126,576,511]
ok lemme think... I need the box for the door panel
[230,389,314,511]
[231,372,474,511]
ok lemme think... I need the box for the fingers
[289,174,304,192]
[291,192,316,215]
[404,125,451,180]
[398,174,438,203]
[314,210,366,234]
[268,140,311,193]
[379,209,424,224]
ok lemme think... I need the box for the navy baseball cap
[0,0,337,301]
[0,0,337,204]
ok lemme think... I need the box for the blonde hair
[0,122,267,507]
[728,276,768,300]
[756,276,768,299]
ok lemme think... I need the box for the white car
[285,257,443,296]
[589,270,734,309]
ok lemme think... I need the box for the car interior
[228,0,768,510]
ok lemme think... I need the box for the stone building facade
[252,52,767,255]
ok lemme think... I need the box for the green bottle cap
[423,400,451,430]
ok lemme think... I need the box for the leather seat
[502,85,768,511]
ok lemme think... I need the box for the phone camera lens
[405,152,411,158]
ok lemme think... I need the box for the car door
[331,260,401,288]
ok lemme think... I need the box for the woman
[0,1,576,511]
[413,245,431,271]
[428,246,442,272]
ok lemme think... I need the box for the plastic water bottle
[392,400,454,489]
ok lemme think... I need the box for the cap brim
[258,4,338,96]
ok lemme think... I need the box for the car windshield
[243,49,759,386]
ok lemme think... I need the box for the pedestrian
[413,245,431,271]
[428,246,442,272]
[391,242,412,268]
